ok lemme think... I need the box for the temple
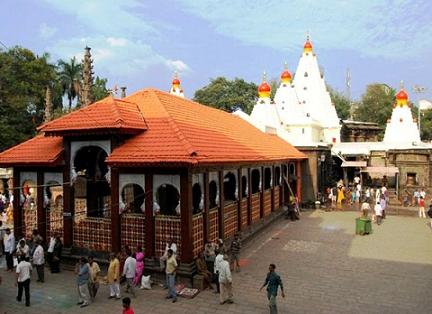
[0,87,305,278]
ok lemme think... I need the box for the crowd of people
[1,228,286,313]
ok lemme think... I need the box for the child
[374,201,383,225]
[122,297,134,314]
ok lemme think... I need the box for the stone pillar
[203,172,209,243]
[260,166,264,218]
[63,141,73,248]
[218,171,225,239]
[296,160,302,203]
[13,170,22,240]
[237,168,242,231]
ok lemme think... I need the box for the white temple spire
[169,71,185,98]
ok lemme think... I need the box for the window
[156,184,180,216]
[192,183,202,214]
[121,183,145,214]
[241,175,248,198]
[407,173,417,185]
[251,169,260,194]
[209,181,218,209]
[289,163,296,176]
[264,168,272,190]
[223,172,236,202]
[275,167,281,186]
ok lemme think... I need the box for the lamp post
[320,153,326,198]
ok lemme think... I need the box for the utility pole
[413,85,427,135]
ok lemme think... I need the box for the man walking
[4,228,15,271]
[107,252,121,299]
[32,239,45,282]
[165,249,178,303]
[16,256,32,307]
[230,233,241,272]
[218,254,233,305]
[122,249,136,298]
[76,257,90,308]
[88,256,101,301]
[260,264,285,314]
[214,249,224,294]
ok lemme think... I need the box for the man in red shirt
[122,297,134,314]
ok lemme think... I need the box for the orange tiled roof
[0,135,63,166]
[38,96,147,136]
[107,89,306,165]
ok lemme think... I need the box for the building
[340,120,382,142]
[0,80,305,277]
[234,36,338,203]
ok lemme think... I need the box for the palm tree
[57,57,82,110]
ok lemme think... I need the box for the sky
[1,0,432,102]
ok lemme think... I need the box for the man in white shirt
[16,256,32,307]
[218,254,233,305]
[214,250,224,294]
[47,235,56,270]
[4,228,15,271]
[122,250,136,298]
[32,240,45,283]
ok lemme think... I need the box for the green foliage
[92,76,109,101]
[193,77,258,114]
[0,47,59,151]
[354,83,396,128]
[57,57,82,109]
[328,87,351,120]
[419,108,432,141]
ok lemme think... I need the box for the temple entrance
[73,146,111,218]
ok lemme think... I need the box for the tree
[0,47,60,151]
[58,57,82,109]
[193,77,258,114]
[92,76,109,101]
[354,83,396,128]
[328,87,351,120]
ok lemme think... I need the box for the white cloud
[49,35,190,83]
[176,0,432,58]
[39,23,57,39]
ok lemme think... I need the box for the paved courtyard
[1,210,432,314]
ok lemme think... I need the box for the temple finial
[400,80,404,90]
[284,61,288,69]
[262,71,267,82]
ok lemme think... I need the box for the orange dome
[304,40,313,53]
[281,70,292,81]
[172,78,181,85]
[396,89,408,100]
[258,82,271,93]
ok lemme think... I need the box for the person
[122,297,135,314]
[88,256,101,301]
[16,256,32,307]
[365,187,371,204]
[214,249,224,294]
[165,248,177,303]
[382,175,388,187]
[51,236,62,273]
[230,233,241,272]
[216,238,225,253]
[119,245,130,276]
[195,251,213,290]
[123,249,136,298]
[204,241,216,272]
[32,239,45,283]
[218,254,233,305]
[418,196,426,218]
[350,188,356,205]
[337,185,345,209]
[160,239,177,272]
[374,201,383,225]
[30,229,43,256]
[76,257,90,308]
[380,196,387,219]
[360,201,371,218]
[0,221,5,256]
[330,185,337,209]
[133,246,144,286]
[47,234,56,270]
[107,252,121,299]
[414,190,420,206]
[260,263,285,314]
[354,175,360,185]
[4,228,15,271]
[16,239,30,262]
[420,189,426,199]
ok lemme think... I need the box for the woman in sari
[134,245,145,286]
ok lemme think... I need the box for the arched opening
[74,146,111,218]
[45,181,63,238]
[192,183,202,214]
[289,163,296,177]
[264,168,272,190]
[22,180,37,208]
[251,169,260,194]
[45,181,62,208]
[275,167,281,186]
[209,181,218,208]
[223,172,236,202]
[156,184,179,216]
[121,183,145,214]
[241,175,248,198]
